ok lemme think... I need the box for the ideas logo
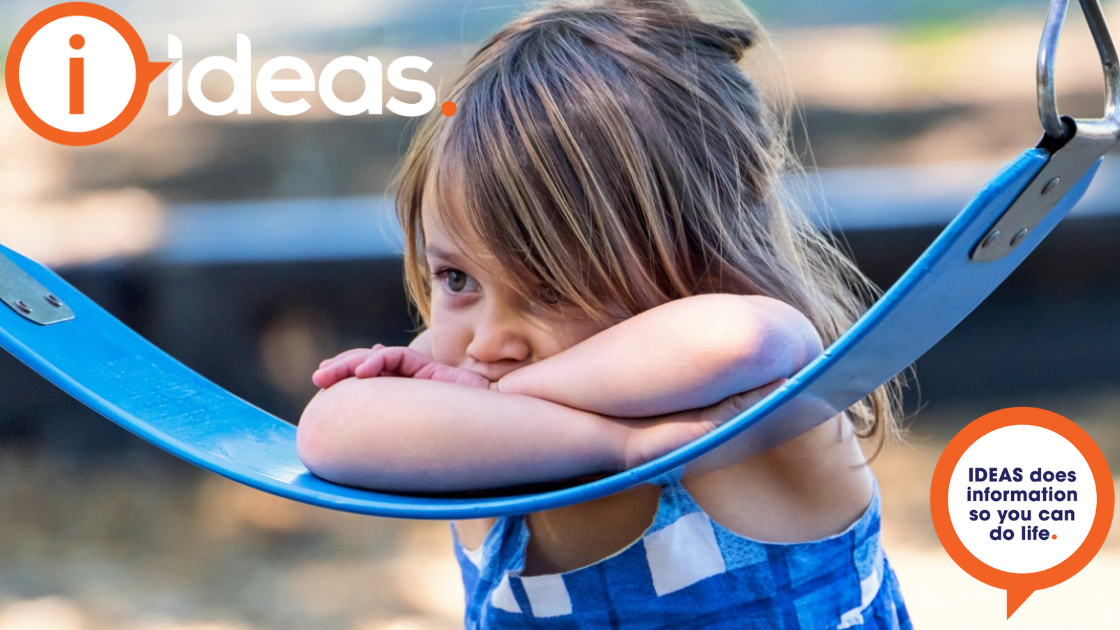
[6,3,169,146]
[6,2,444,147]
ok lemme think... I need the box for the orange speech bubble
[930,407,1114,618]
[5,2,170,146]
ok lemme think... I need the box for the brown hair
[393,0,904,447]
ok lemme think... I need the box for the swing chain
[1038,0,1120,140]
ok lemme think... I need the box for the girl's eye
[534,285,560,306]
[531,284,567,310]
[434,269,477,294]
[446,270,468,292]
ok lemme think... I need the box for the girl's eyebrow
[424,245,464,264]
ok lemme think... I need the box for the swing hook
[1038,0,1120,141]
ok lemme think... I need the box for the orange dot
[1051,534,1057,539]
[441,101,457,117]
[69,34,85,50]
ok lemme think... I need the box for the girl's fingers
[325,347,417,380]
[356,347,432,378]
[727,379,787,414]
[314,352,378,386]
[390,348,434,377]
[317,344,387,368]
[313,359,358,386]
[318,348,367,368]
[317,355,359,376]
[703,379,788,429]
[319,348,390,375]
[313,346,446,386]
[353,353,388,378]
[312,366,341,389]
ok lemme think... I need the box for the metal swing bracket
[972,0,1120,262]
[0,254,75,325]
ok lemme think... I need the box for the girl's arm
[496,294,822,418]
[297,375,781,492]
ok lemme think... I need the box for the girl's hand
[313,345,492,390]
[620,379,787,470]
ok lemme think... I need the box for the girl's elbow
[297,390,341,479]
[761,321,822,379]
[297,387,380,484]
[769,303,824,373]
[297,382,416,489]
[728,297,823,378]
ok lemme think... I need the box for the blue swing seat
[0,133,1109,519]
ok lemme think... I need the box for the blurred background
[2,0,1120,628]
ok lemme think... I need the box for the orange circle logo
[5,2,170,146]
[930,407,1114,617]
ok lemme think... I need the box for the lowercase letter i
[69,34,85,115]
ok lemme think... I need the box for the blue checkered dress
[451,472,911,629]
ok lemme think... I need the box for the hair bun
[608,0,757,63]
[691,22,755,62]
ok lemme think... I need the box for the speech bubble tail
[1006,588,1034,618]
[142,61,172,85]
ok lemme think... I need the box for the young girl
[299,0,911,626]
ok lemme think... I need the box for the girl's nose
[467,313,531,366]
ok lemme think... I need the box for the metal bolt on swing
[0,255,77,325]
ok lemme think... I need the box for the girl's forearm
[495,294,822,418]
[297,376,628,492]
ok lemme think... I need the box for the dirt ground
[2,390,1118,630]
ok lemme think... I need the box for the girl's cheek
[557,319,611,352]
[427,316,469,367]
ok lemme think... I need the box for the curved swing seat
[0,130,1109,520]
[1,0,1117,520]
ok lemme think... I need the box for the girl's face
[421,183,609,381]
